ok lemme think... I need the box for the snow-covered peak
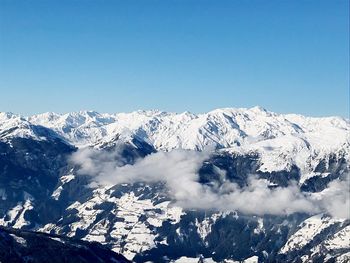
[26,107,350,178]
[30,110,115,128]
[0,107,344,151]
[1,107,349,173]
[0,112,39,140]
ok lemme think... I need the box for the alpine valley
[0,106,349,263]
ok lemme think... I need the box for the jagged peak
[1,108,348,156]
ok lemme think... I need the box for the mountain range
[0,107,349,262]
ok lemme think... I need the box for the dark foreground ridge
[0,226,130,263]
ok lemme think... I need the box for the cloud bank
[70,148,350,218]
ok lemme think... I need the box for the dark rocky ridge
[0,226,130,263]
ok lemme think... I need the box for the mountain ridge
[1,106,348,148]
[0,107,349,262]
[2,107,348,176]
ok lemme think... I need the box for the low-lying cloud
[70,148,350,218]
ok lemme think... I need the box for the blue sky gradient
[0,0,349,117]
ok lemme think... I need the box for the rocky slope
[0,226,129,263]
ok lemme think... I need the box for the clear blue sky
[0,0,349,117]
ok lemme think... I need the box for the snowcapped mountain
[13,107,350,182]
[26,107,349,151]
[0,107,349,262]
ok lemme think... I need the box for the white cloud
[314,177,350,219]
[70,148,349,218]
